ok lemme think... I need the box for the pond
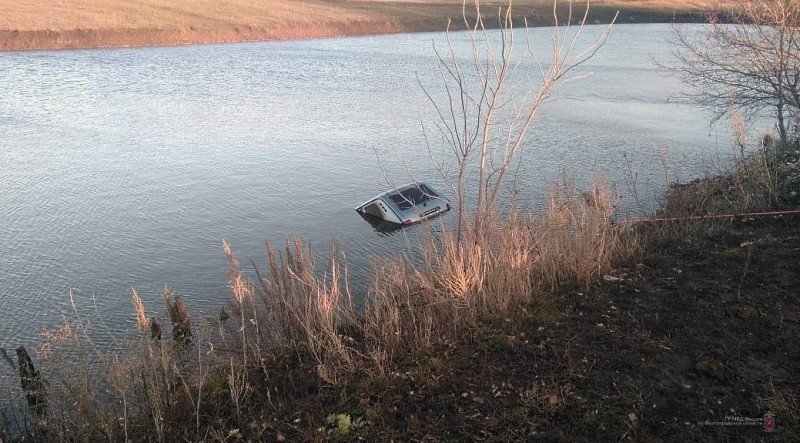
[0,24,732,348]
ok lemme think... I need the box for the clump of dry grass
[26,313,125,440]
[217,179,634,386]
[537,180,635,290]
[222,236,359,384]
[359,180,633,367]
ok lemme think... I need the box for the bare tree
[419,1,615,244]
[671,0,800,147]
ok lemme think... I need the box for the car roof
[384,183,446,213]
[358,182,427,206]
[381,182,426,196]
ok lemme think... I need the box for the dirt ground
[279,215,799,441]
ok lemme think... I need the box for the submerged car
[355,182,450,226]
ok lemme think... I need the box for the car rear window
[389,184,438,210]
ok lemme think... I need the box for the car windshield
[388,184,437,210]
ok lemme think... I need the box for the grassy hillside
[0,0,721,50]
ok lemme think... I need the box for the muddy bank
[0,6,705,51]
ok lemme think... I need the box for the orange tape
[620,208,800,224]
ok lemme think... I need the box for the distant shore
[0,2,713,51]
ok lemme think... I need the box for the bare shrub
[420,0,616,243]
[671,0,800,147]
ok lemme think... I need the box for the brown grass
[219,180,632,384]
[0,0,722,50]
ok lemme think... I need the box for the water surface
[0,24,731,348]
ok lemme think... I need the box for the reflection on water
[0,24,732,348]
[358,212,406,235]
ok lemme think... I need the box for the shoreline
[0,6,708,52]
